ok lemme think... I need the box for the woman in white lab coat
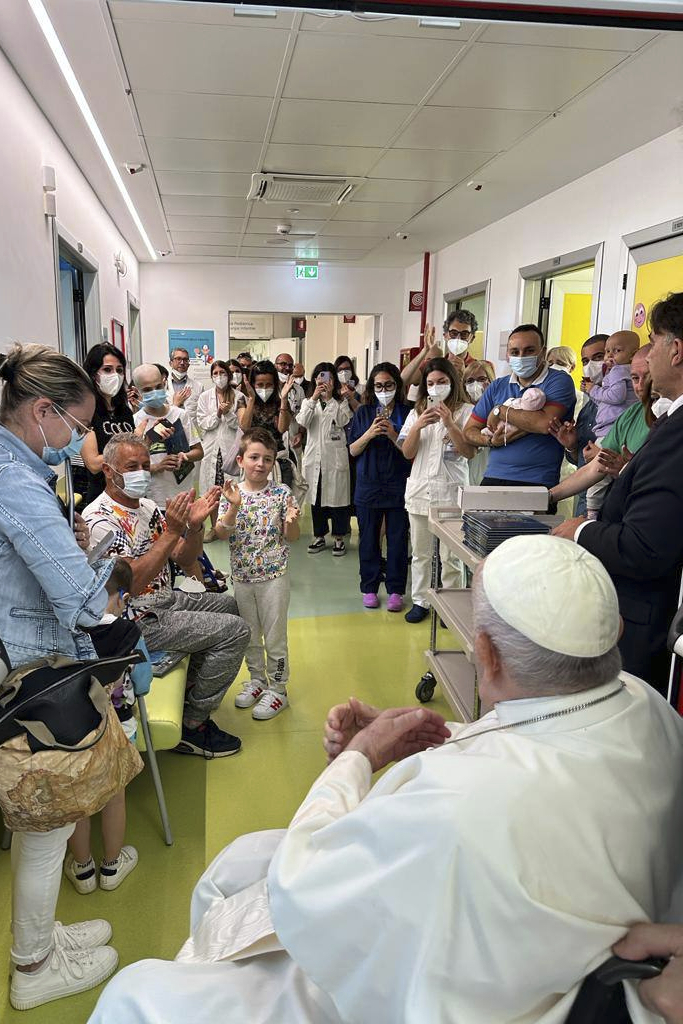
[398,357,475,623]
[196,360,246,540]
[297,362,353,557]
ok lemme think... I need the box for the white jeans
[408,512,465,609]
[11,822,75,965]
[233,575,290,692]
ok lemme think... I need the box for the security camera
[125,163,146,175]
[276,223,292,236]
[395,232,410,240]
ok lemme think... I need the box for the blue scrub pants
[355,504,409,596]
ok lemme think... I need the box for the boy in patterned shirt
[216,427,300,719]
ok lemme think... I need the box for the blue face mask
[509,354,539,378]
[39,409,87,466]
[140,389,168,408]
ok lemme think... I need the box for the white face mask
[277,371,290,384]
[170,368,187,382]
[652,396,672,419]
[115,469,151,499]
[447,339,469,357]
[338,369,352,384]
[375,389,395,407]
[465,381,485,402]
[407,384,420,403]
[584,359,604,384]
[97,372,123,397]
[213,374,228,389]
[427,383,452,401]
[231,372,243,387]
[293,376,304,386]
[256,387,274,403]
[550,363,572,375]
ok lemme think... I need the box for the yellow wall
[631,252,683,344]
[560,292,593,388]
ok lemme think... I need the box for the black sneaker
[307,537,326,554]
[332,540,346,557]
[173,719,242,759]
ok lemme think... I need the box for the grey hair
[447,308,478,334]
[102,432,150,469]
[169,347,189,360]
[0,343,94,421]
[471,573,622,695]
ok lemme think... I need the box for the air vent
[672,218,683,233]
[247,173,364,206]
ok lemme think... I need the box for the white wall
[0,48,139,352]
[139,263,404,369]
[405,127,683,363]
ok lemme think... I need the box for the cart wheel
[416,673,436,703]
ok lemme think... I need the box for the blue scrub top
[347,403,412,508]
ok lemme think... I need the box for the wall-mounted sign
[229,314,273,341]
[633,302,647,329]
[409,291,424,312]
[295,264,319,280]
[168,329,215,364]
[292,317,307,336]
[343,315,356,324]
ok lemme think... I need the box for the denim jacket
[0,424,112,668]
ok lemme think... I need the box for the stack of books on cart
[462,511,551,556]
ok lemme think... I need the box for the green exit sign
[295,264,319,280]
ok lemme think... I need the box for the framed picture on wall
[111,318,125,355]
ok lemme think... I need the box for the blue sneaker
[404,604,429,624]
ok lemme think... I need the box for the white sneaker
[99,846,138,891]
[252,690,289,720]
[54,919,112,951]
[63,853,97,895]
[234,680,265,709]
[10,945,118,1010]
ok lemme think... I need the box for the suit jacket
[578,403,683,692]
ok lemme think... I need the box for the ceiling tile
[239,245,368,259]
[480,23,657,51]
[430,42,630,110]
[110,1,295,29]
[135,92,272,143]
[242,219,327,235]
[283,34,461,104]
[305,235,384,249]
[147,138,262,173]
[316,220,395,237]
[171,231,244,245]
[114,19,290,95]
[163,196,248,217]
[398,106,548,151]
[332,201,420,222]
[248,203,332,222]
[167,215,246,232]
[354,179,448,204]
[271,98,414,148]
[174,244,238,256]
[299,13,480,40]
[369,148,491,182]
[263,143,381,176]
[155,171,253,197]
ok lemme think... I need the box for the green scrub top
[602,401,650,455]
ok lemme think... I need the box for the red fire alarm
[409,291,423,312]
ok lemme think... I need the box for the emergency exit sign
[295,264,319,280]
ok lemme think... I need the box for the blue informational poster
[168,329,215,366]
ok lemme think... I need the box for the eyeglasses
[54,405,92,438]
[276,362,294,370]
[374,382,396,392]
[466,377,490,385]
[172,357,190,365]
[448,329,472,340]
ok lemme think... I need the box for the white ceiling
[1,0,681,267]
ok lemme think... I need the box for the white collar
[667,393,683,417]
[489,678,632,734]
[509,364,550,387]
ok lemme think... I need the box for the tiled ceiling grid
[108,2,656,263]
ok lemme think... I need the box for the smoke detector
[264,222,317,246]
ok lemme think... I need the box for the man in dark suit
[553,292,683,693]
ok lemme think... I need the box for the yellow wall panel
[560,292,592,388]
[632,252,683,343]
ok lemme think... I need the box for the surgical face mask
[465,381,485,402]
[293,376,304,386]
[652,396,672,419]
[338,369,352,384]
[140,389,168,408]
[427,383,452,401]
[550,363,572,375]
[213,374,228,390]
[509,354,539,378]
[39,409,86,466]
[97,371,123,397]
[115,469,151,499]
[170,368,187,382]
[447,339,469,357]
[584,359,604,384]
[277,371,290,384]
[375,389,395,407]
[256,387,274,403]
[231,372,243,387]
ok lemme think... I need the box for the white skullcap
[481,535,620,657]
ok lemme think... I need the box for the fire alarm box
[399,346,420,370]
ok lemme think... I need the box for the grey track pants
[232,574,290,693]
[139,590,250,721]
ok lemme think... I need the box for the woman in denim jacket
[0,345,118,1011]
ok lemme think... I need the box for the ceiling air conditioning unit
[247,173,364,206]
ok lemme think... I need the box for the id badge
[443,439,457,462]
[330,430,342,442]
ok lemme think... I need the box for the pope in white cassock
[90,535,683,1024]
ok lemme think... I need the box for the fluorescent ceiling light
[27,0,157,260]
[418,16,462,27]
[233,6,278,16]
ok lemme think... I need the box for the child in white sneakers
[63,559,139,894]
[216,427,300,719]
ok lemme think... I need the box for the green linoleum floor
[0,514,457,1022]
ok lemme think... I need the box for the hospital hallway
[0,514,452,1023]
